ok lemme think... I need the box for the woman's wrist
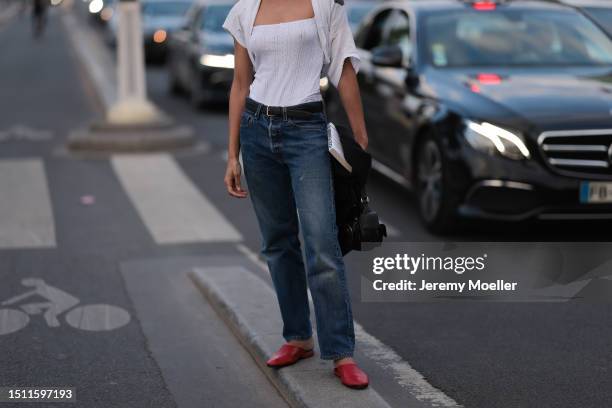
[353,128,368,141]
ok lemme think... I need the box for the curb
[189,266,393,408]
[67,124,195,152]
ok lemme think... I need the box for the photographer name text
[371,254,518,293]
[373,279,517,292]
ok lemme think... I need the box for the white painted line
[355,323,461,407]
[236,242,461,407]
[0,159,56,249]
[112,154,242,244]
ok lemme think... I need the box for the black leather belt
[245,98,324,119]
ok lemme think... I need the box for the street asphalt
[0,4,611,408]
[0,9,286,408]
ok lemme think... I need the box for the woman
[222,0,369,389]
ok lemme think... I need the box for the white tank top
[249,18,324,107]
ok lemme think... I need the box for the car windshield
[348,4,375,27]
[141,2,191,17]
[584,7,612,37]
[201,5,233,33]
[423,9,612,67]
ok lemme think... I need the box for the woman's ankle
[334,357,355,367]
[288,338,314,350]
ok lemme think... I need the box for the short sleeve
[222,3,246,48]
[327,4,361,89]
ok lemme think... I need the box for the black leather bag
[331,124,387,255]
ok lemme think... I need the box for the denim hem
[320,351,354,361]
[284,335,313,342]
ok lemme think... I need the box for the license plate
[580,182,612,203]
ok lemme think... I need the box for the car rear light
[477,73,502,84]
[472,1,497,11]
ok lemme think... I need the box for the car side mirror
[371,45,404,68]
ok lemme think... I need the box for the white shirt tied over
[222,0,361,90]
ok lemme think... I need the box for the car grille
[538,129,612,178]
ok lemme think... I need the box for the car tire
[415,133,460,234]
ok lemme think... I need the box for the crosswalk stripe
[0,159,56,248]
[111,154,242,244]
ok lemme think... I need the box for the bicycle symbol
[0,278,131,336]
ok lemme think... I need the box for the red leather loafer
[334,363,369,389]
[266,344,314,368]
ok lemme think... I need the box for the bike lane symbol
[0,278,131,335]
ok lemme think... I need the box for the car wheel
[415,134,459,233]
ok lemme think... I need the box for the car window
[584,7,612,37]
[384,10,412,64]
[423,9,612,67]
[359,9,412,60]
[359,9,392,50]
[200,5,233,33]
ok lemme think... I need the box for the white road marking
[1,278,130,334]
[355,323,461,407]
[112,154,242,244]
[235,243,461,407]
[0,159,56,248]
[0,125,54,142]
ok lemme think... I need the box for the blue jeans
[240,98,355,360]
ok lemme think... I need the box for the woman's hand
[224,157,247,198]
[225,40,252,199]
[354,131,368,151]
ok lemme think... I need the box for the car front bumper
[451,146,612,221]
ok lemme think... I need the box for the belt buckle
[266,106,272,116]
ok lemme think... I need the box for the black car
[167,0,234,107]
[326,0,612,232]
[563,1,612,37]
[321,0,379,95]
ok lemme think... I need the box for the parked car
[167,0,234,107]
[326,0,612,232]
[563,0,612,37]
[321,1,379,96]
[107,0,193,61]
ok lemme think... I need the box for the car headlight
[463,120,530,160]
[199,54,234,69]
